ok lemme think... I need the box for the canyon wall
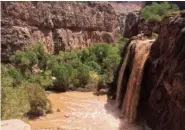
[1,1,116,61]
[112,11,185,130]
[123,12,160,38]
[1,1,142,62]
[142,11,185,130]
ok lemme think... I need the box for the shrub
[102,54,121,83]
[80,49,97,63]
[84,61,101,74]
[59,50,79,62]
[8,42,122,91]
[1,65,51,119]
[10,43,51,71]
[89,43,113,64]
[28,70,54,89]
[74,64,90,88]
[1,64,24,87]
[51,63,73,90]
[10,50,38,71]
[141,2,179,22]
[152,33,159,39]
[1,85,30,120]
[24,83,52,116]
[1,82,52,119]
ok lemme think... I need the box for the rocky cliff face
[142,11,185,130]
[1,1,143,62]
[123,12,160,38]
[123,11,140,38]
[1,1,117,61]
[111,11,185,130]
[109,2,142,38]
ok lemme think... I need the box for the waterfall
[116,38,154,123]
[116,41,135,108]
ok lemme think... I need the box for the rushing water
[29,91,120,130]
[29,91,147,130]
[116,39,154,124]
[121,39,153,123]
[116,41,135,108]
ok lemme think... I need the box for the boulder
[1,119,31,130]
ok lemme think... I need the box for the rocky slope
[142,11,185,130]
[1,1,142,62]
[111,11,185,130]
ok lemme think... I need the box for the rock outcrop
[109,2,142,38]
[142,11,185,130]
[1,119,31,130]
[111,11,185,130]
[123,11,140,38]
[1,1,144,62]
[1,1,117,61]
[123,12,160,38]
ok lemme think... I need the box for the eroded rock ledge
[1,1,143,61]
[1,1,117,61]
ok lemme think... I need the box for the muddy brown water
[29,91,147,130]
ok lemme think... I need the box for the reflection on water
[29,91,147,130]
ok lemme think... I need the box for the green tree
[141,2,179,21]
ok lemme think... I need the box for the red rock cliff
[142,11,185,130]
[1,1,117,61]
[111,11,185,130]
[1,1,143,61]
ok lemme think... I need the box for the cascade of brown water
[121,39,153,123]
[116,41,135,108]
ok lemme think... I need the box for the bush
[28,70,54,89]
[89,43,113,64]
[10,43,51,71]
[1,64,24,87]
[52,63,74,90]
[1,82,51,119]
[74,64,90,88]
[24,83,52,116]
[102,54,121,83]
[152,33,159,39]
[84,61,101,73]
[141,2,179,21]
[80,49,97,63]
[1,65,51,119]
[1,86,30,120]
[8,42,122,91]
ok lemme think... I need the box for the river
[29,91,147,130]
